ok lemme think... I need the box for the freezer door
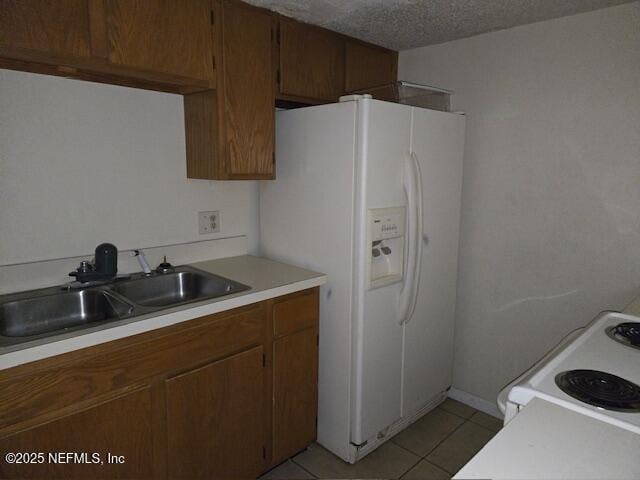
[351,99,413,445]
[402,108,465,417]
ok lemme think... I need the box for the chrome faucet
[131,249,152,275]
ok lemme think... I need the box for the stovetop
[555,369,640,412]
[606,322,640,350]
[508,312,640,434]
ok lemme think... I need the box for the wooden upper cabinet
[0,0,215,93]
[166,346,265,479]
[221,0,275,178]
[345,40,398,93]
[102,0,214,82]
[278,17,344,102]
[0,0,92,58]
[184,0,275,180]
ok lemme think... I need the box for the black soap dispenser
[95,243,118,277]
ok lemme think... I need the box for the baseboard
[320,388,502,464]
[448,388,503,419]
[351,390,448,462]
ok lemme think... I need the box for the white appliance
[455,398,640,480]
[498,311,640,434]
[260,96,465,462]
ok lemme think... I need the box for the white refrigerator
[260,96,465,463]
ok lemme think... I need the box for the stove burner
[606,322,640,350]
[555,370,640,412]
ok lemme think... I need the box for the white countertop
[454,398,640,480]
[0,255,326,370]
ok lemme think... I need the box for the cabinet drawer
[273,289,318,338]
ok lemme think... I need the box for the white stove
[498,311,640,434]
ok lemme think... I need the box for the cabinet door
[0,387,155,479]
[0,0,91,58]
[273,327,318,463]
[221,0,275,178]
[104,0,214,81]
[279,17,344,102]
[166,346,265,479]
[345,40,397,93]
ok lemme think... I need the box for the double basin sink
[0,266,250,346]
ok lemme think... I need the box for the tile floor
[260,399,503,480]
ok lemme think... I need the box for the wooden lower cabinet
[0,287,319,479]
[270,288,320,465]
[0,387,155,479]
[273,327,318,464]
[166,346,265,479]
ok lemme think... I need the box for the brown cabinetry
[167,346,265,479]
[271,290,319,464]
[0,0,92,58]
[273,328,318,463]
[0,0,397,180]
[345,40,398,93]
[184,0,275,180]
[102,0,215,82]
[0,387,155,479]
[0,288,319,479]
[0,0,214,93]
[278,17,344,102]
[221,0,275,178]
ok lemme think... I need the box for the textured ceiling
[244,0,636,50]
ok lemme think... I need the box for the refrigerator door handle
[398,152,424,325]
[405,152,424,325]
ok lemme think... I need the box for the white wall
[0,70,259,267]
[399,3,640,404]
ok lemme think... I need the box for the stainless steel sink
[0,289,133,337]
[0,266,250,346]
[111,270,250,307]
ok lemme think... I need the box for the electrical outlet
[198,211,220,234]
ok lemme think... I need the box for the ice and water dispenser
[367,207,405,289]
